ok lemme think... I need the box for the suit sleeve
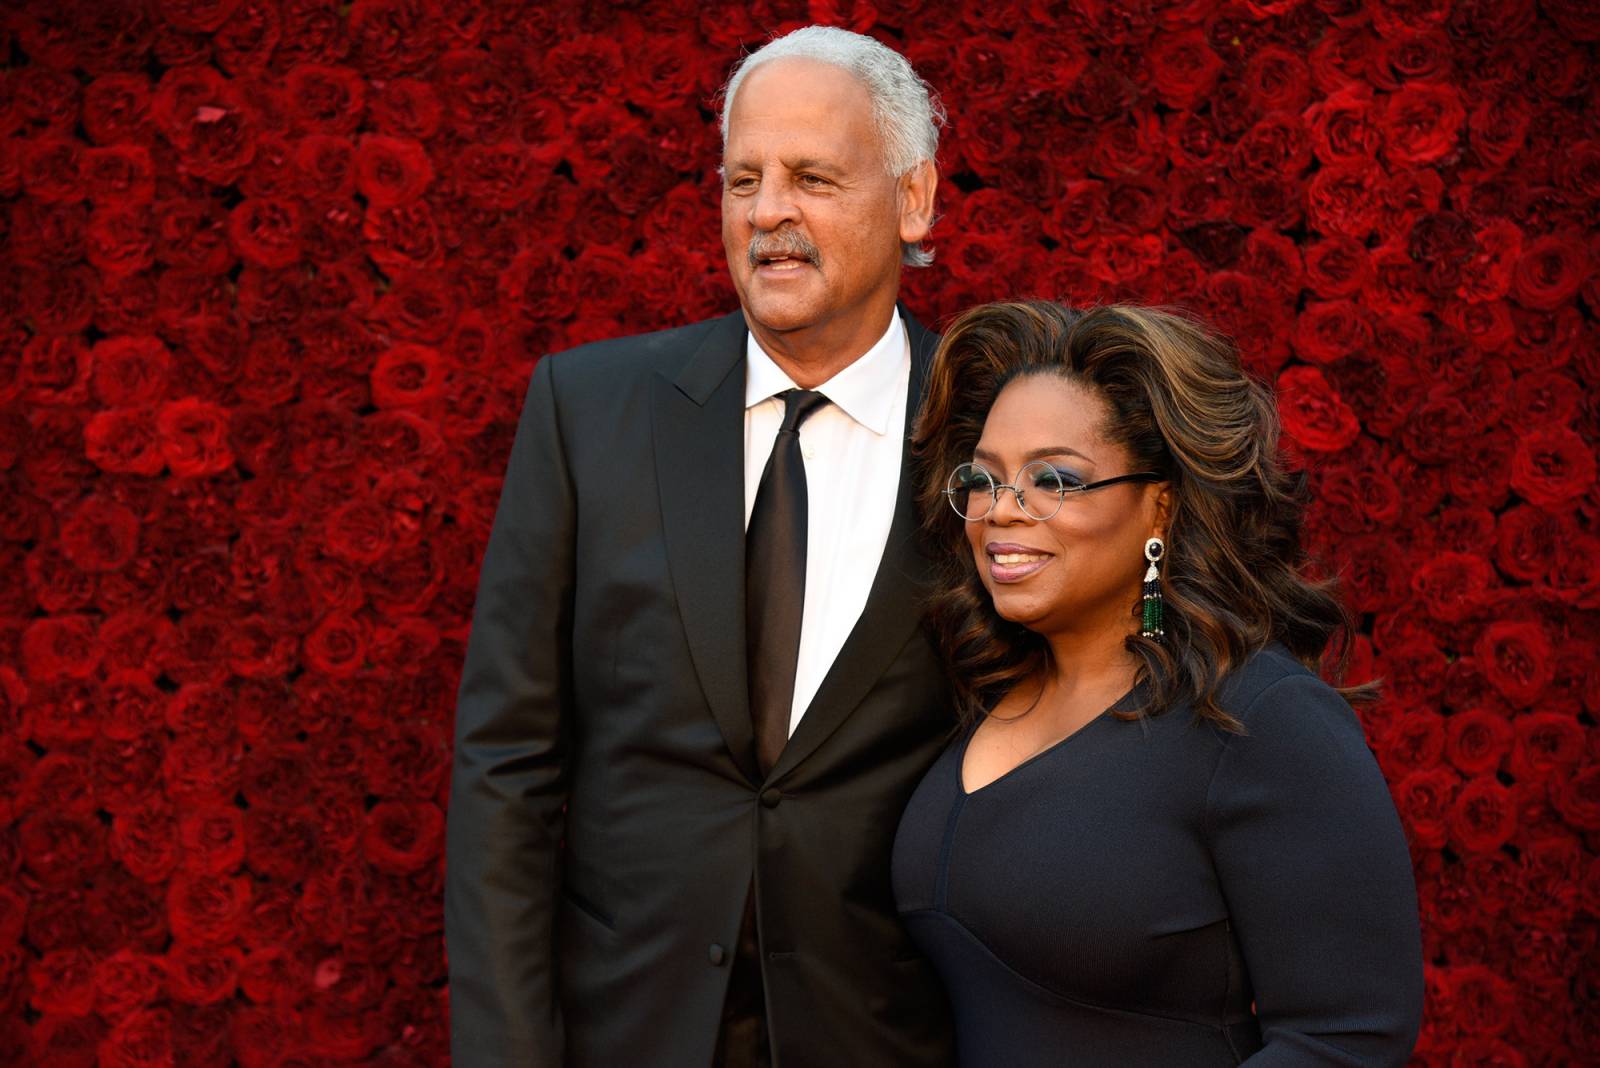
[446,354,575,1068]
[1206,674,1424,1066]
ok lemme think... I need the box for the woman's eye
[1033,468,1082,492]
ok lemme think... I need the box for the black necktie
[746,389,830,776]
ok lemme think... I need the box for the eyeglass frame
[943,460,1166,522]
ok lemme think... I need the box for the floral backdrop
[0,0,1596,1064]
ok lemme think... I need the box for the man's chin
[740,290,824,336]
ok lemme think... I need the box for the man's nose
[749,175,800,232]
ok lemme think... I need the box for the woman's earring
[1140,537,1165,640]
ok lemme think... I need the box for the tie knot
[777,389,829,433]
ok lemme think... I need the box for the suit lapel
[652,312,763,785]
[770,308,941,781]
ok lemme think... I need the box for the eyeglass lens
[947,461,1071,521]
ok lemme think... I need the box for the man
[446,26,953,1067]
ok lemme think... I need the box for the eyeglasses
[944,461,1165,522]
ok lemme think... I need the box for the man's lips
[755,254,813,273]
[984,541,1054,583]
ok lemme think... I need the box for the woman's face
[962,374,1168,640]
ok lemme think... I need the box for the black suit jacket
[446,308,957,1068]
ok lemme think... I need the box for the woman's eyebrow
[972,445,1094,463]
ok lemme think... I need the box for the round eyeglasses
[944,461,1165,522]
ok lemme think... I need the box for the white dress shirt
[743,310,910,736]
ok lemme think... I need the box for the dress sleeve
[1205,672,1424,1066]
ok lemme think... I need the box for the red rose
[352,134,433,209]
[362,200,444,272]
[360,800,444,875]
[1291,300,1372,364]
[1509,713,1585,783]
[94,948,166,1018]
[1449,775,1518,854]
[97,1005,174,1068]
[1393,766,1460,849]
[239,945,311,1007]
[291,133,356,200]
[373,271,456,343]
[1511,233,1587,311]
[176,806,246,875]
[1475,620,1554,707]
[1449,965,1518,1038]
[245,805,321,882]
[367,78,444,140]
[431,47,522,140]
[1306,162,1382,239]
[20,752,98,819]
[21,615,101,682]
[621,31,711,110]
[150,65,258,185]
[1375,706,1446,780]
[27,1014,106,1068]
[162,729,244,809]
[1305,83,1381,166]
[29,947,99,1016]
[1275,366,1361,451]
[1410,556,1492,626]
[164,943,242,1006]
[59,495,141,573]
[1147,31,1223,109]
[240,741,315,811]
[1444,708,1513,776]
[153,199,234,275]
[19,335,91,406]
[364,719,449,799]
[81,145,157,205]
[227,196,304,269]
[155,397,233,477]
[283,63,365,135]
[1509,426,1596,508]
[90,336,171,407]
[167,872,250,946]
[366,342,448,411]
[1549,766,1600,831]
[82,74,155,147]
[1379,82,1464,165]
[111,798,179,884]
[20,810,107,887]
[92,733,166,817]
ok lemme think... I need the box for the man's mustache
[748,231,822,268]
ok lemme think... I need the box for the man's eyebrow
[972,445,1094,463]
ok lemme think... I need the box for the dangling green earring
[1140,537,1165,640]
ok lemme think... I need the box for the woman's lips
[985,543,1054,583]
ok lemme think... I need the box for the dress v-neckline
[958,686,1137,797]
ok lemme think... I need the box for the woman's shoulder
[1215,642,1364,746]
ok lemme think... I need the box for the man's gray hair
[720,26,945,268]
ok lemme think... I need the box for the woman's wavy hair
[913,301,1365,730]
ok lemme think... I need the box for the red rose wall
[0,0,1596,1064]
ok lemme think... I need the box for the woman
[892,302,1423,1066]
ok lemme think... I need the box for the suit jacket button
[760,788,782,809]
[708,943,726,966]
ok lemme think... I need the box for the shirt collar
[743,308,906,436]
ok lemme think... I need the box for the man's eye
[797,174,828,187]
[729,176,757,191]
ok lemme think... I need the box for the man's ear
[897,160,938,246]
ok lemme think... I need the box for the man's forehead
[725,58,874,130]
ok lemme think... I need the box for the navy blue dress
[891,645,1423,1066]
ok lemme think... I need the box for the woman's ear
[1151,483,1173,540]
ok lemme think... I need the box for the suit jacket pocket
[560,884,617,934]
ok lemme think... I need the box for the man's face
[721,57,931,346]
